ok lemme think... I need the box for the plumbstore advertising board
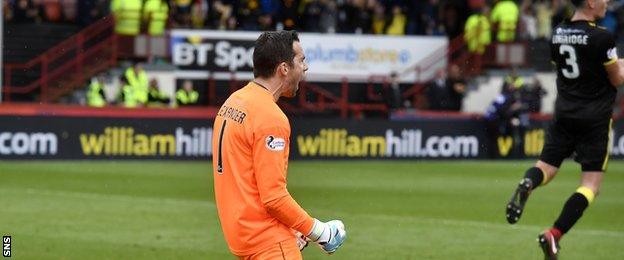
[170,30,447,82]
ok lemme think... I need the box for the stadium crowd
[3,0,623,110]
[3,1,624,41]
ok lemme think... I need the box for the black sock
[523,167,544,189]
[553,193,589,234]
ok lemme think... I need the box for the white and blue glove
[306,219,347,254]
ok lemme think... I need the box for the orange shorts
[237,239,302,260]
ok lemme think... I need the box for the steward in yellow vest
[464,9,491,55]
[176,80,199,106]
[143,0,169,36]
[110,0,143,35]
[118,76,140,108]
[87,77,107,107]
[490,0,519,42]
[125,64,149,104]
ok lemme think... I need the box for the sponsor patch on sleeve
[607,47,618,60]
[265,135,286,151]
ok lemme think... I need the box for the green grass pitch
[1,160,623,259]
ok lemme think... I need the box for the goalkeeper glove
[306,219,346,254]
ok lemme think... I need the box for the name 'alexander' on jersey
[217,105,247,124]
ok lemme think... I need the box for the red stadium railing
[2,16,118,103]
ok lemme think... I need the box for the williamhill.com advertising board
[1,116,624,160]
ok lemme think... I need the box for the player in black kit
[504,0,624,259]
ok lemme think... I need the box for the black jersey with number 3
[550,20,619,120]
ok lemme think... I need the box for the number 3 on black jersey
[559,44,580,79]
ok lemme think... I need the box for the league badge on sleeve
[607,47,618,60]
[266,135,286,151]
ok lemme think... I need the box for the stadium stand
[2,0,624,116]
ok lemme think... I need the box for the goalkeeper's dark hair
[570,0,585,7]
[253,30,300,78]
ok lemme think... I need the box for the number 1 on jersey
[559,44,580,79]
[217,120,227,174]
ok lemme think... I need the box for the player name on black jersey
[552,34,588,45]
[550,20,617,120]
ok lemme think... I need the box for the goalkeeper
[212,30,347,259]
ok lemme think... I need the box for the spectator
[12,0,39,23]
[442,0,470,39]
[77,0,109,27]
[371,3,386,34]
[318,0,338,33]
[118,76,140,108]
[86,75,107,107]
[277,0,299,30]
[238,0,262,30]
[600,2,619,34]
[40,0,63,23]
[173,0,193,27]
[464,5,491,55]
[490,0,519,42]
[385,5,406,35]
[211,0,234,30]
[124,63,149,105]
[60,0,77,22]
[258,13,275,31]
[143,0,169,36]
[110,0,142,35]
[484,78,529,157]
[421,0,444,36]
[519,4,538,40]
[176,80,199,106]
[301,0,323,32]
[446,64,467,111]
[341,0,372,34]
[534,0,553,39]
[520,76,547,113]
[385,72,403,109]
[3,1,12,22]
[403,0,421,35]
[426,68,451,111]
[260,0,280,15]
[191,0,209,28]
[147,78,171,107]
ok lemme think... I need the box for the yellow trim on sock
[540,168,548,186]
[576,186,595,204]
[602,119,613,171]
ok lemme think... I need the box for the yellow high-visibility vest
[491,0,519,42]
[176,89,199,105]
[111,0,143,35]
[87,81,106,107]
[122,84,139,108]
[464,14,491,54]
[143,0,169,36]
[124,67,149,103]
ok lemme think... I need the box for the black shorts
[539,117,612,172]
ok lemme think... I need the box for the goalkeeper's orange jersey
[212,82,314,256]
